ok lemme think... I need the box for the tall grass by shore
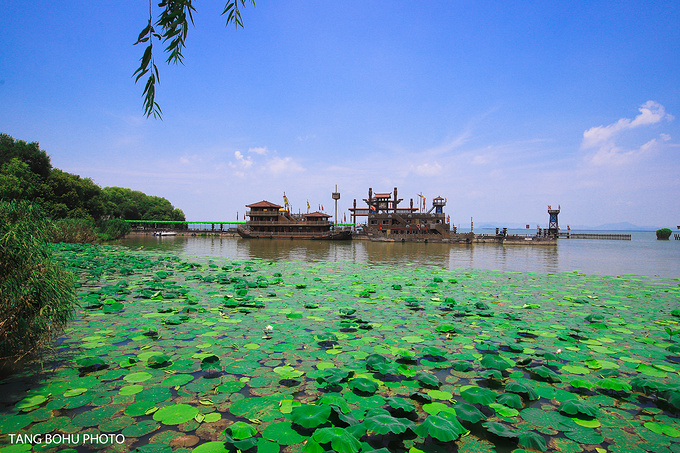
[0,199,76,372]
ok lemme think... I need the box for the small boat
[237,200,352,240]
[153,231,177,237]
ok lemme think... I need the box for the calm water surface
[119,230,680,278]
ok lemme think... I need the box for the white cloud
[265,156,305,175]
[582,101,674,165]
[413,162,442,176]
[582,101,671,149]
[230,150,253,169]
[248,146,268,155]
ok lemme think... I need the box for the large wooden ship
[349,188,459,242]
[237,200,352,240]
[349,187,556,244]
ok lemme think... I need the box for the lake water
[120,229,680,279]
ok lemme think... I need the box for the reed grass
[0,199,75,371]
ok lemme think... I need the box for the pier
[558,232,631,240]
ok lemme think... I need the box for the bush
[51,218,97,243]
[0,200,76,370]
[656,228,672,240]
[96,218,131,241]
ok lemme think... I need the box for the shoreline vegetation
[1,243,679,452]
[1,133,186,243]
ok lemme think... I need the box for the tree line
[0,133,185,232]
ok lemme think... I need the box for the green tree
[134,0,255,118]
[46,170,104,221]
[0,133,52,179]
[101,186,185,222]
[0,158,44,202]
[656,228,672,240]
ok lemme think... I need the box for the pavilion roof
[246,200,283,208]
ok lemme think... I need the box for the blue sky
[2,1,679,228]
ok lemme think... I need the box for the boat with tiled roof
[237,200,352,240]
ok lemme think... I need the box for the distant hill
[573,222,659,231]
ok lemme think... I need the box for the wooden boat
[237,201,352,240]
[349,188,454,242]
[349,187,556,244]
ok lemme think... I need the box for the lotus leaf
[225,421,257,440]
[531,365,562,383]
[414,415,467,442]
[416,371,441,389]
[312,427,361,453]
[349,377,378,394]
[224,434,257,451]
[317,394,351,414]
[662,390,680,410]
[317,368,354,387]
[262,421,306,445]
[518,431,547,451]
[488,403,519,418]
[558,400,597,418]
[410,392,432,403]
[153,404,198,425]
[124,371,153,383]
[364,414,414,435]
[76,357,107,372]
[386,396,416,413]
[483,421,518,438]
[480,354,511,371]
[452,402,485,423]
[436,324,458,333]
[585,313,605,322]
[481,369,503,380]
[452,360,472,371]
[461,386,496,405]
[520,408,577,432]
[364,353,390,368]
[644,422,680,437]
[273,365,304,379]
[597,378,631,392]
[496,392,522,409]
[147,354,171,368]
[564,427,604,444]
[200,355,220,371]
[371,362,397,375]
[16,395,47,410]
[569,378,595,390]
[291,404,331,428]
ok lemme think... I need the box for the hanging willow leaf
[134,0,254,118]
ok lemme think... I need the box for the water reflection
[119,231,679,277]
[121,235,558,273]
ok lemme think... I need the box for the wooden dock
[558,232,631,240]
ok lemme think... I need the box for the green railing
[124,220,355,227]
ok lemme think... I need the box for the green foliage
[656,228,672,240]
[96,218,131,241]
[0,133,52,178]
[134,0,256,118]
[51,219,98,244]
[1,134,185,227]
[102,187,186,224]
[0,200,75,369]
